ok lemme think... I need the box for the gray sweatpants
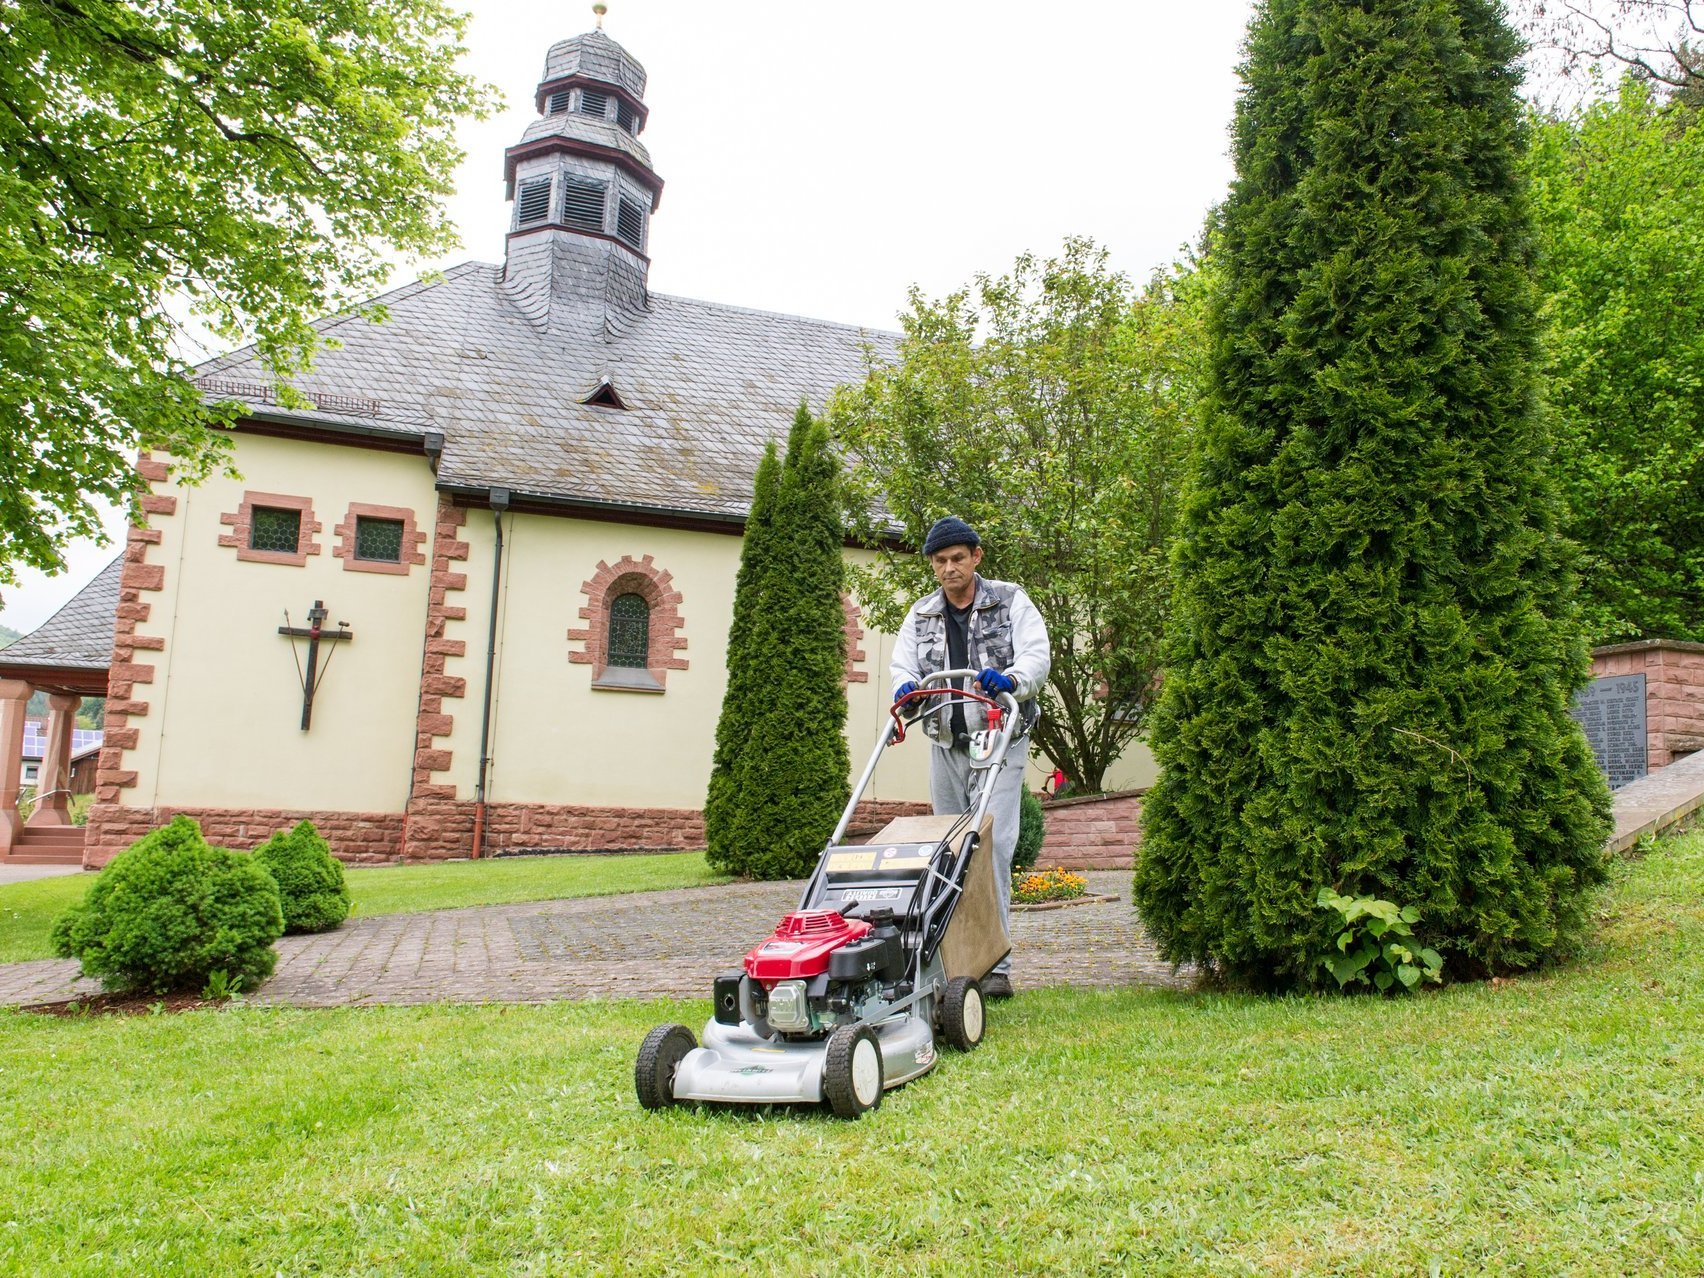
[928,735,1030,975]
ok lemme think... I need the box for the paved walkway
[10,756,1701,1012]
[0,871,1193,1009]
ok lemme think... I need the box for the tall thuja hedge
[704,442,782,871]
[721,404,851,879]
[1134,0,1612,988]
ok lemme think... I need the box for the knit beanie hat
[922,516,981,556]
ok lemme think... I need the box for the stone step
[5,825,87,864]
[3,848,84,864]
[18,826,84,845]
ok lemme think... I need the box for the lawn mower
[635,669,1019,1118]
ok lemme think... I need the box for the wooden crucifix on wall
[279,601,353,730]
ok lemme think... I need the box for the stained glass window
[607,593,650,668]
[354,517,404,562]
[250,507,301,553]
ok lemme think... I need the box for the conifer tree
[704,441,783,871]
[1135,0,1612,988]
[723,405,851,879]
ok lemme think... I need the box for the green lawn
[1,838,1701,1273]
[0,851,729,963]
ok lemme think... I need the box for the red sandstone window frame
[217,491,321,566]
[332,502,428,576]
[843,594,868,685]
[568,555,688,693]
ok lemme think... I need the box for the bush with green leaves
[252,820,351,934]
[1134,0,1612,990]
[1317,890,1444,993]
[50,815,283,995]
[1014,787,1046,874]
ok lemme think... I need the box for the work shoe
[982,973,1013,999]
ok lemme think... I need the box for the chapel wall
[87,433,437,861]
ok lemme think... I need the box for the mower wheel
[940,977,985,1051]
[635,1023,696,1110]
[822,1024,884,1118]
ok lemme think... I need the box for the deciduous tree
[0,0,492,584]
[1528,79,1704,640]
[829,238,1207,794]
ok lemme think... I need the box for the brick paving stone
[11,769,1700,1011]
[0,872,1192,1009]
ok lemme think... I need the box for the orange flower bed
[1012,866,1088,905]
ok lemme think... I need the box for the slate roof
[544,29,647,98]
[193,253,899,523]
[0,555,121,672]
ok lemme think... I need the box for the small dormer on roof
[502,16,662,334]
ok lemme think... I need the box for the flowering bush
[1012,866,1087,905]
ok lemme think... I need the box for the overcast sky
[0,0,1256,635]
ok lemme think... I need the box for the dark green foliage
[50,815,283,994]
[1528,80,1704,642]
[1135,0,1612,990]
[705,442,783,871]
[252,820,350,934]
[1015,788,1046,874]
[710,404,851,880]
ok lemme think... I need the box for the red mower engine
[746,910,871,981]
[722,908,905,1036]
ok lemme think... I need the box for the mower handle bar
[823,669,1019,850]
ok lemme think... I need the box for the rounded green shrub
[50,815,283,995]
[252,820,351,934]
[1014,787,1046,874]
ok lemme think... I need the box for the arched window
[568,555,689,692]
[607,593,650,668]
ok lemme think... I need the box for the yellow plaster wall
[455,518,934,809]
[136,435,437,811]
[130,463,1153,817]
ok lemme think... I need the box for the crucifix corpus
[279,601,354,730]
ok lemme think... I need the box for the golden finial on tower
[593,2,607,29]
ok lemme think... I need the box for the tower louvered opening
[562,177,607,232]
[547,89,570,115]
[579,89,610,119]
[516,178,552,227]
[615,197,645,251]
[615,98,638,134]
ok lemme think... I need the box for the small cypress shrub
[725,404,852,879]
[705,441,784,872]
[1014,787,1046,874]
[1135,0,1612,989]
[50,815,283,995]
[252,820,351,934]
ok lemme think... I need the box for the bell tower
[501,20,663,336]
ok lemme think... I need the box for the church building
[0,25,1152,868]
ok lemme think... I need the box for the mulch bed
[19,991,232,1017]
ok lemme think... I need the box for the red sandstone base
[1037,790,1144,871]
[84,797,935,867]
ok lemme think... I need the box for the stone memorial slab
[1571,673,1647,790]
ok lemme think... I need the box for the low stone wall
[1037,790,1144,871]
[85,804,405,867]
[87,796,938,866]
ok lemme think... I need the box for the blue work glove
[893,681,919,703]
[977,668,1015,696]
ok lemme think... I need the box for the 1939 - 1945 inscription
[1570,673,1647,790]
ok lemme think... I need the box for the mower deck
[673,1013,938,1105]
